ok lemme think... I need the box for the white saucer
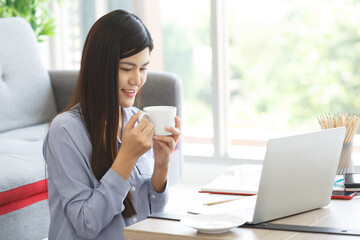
[180,214,246,234]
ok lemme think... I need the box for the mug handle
[139,112,149,122]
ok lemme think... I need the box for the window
[157,0,213,157]
[225,0,360,164]
[50,0,360,165]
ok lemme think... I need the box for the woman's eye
[120,68,131,72]
[140,68,148,71]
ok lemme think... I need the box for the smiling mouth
[122,89,136,93]
[122,89,137,98]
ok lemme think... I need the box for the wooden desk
[124,198,360,240]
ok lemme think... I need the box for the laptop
[216,127,346,224]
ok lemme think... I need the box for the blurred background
[3,0,360,165]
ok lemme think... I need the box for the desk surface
[124,198,360,240]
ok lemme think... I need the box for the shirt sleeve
[134,148,169,215]
[148,179,169,214]
[44,116,130,239]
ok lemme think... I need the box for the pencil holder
[318,113,360,175]
[337,143,354,175]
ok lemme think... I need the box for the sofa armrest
[48,70,79,112]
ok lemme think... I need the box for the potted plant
[0,0,61,42]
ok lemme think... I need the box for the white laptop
[216,127,346,224]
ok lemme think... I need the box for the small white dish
[180,214,246,234]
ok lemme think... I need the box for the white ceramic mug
[139,106,177,136]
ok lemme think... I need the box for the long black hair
[65,9,153,218]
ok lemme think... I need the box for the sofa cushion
[0,123,49,215]
[0,153,48,215]
[0,200,49,239]
[0,123,48,156]
[0,17,57,133]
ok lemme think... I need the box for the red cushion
[0,179,48,215]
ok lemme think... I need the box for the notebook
[213,127,346,224]
[199,164,262,195]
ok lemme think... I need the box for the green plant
[0,0,61,42]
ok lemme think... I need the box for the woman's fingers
[125,111,142,130]
[141,120,154,135]
[154,140,168,150]
[123,111,154,151]
[164,117,181,144]
[175,116,181,129]
[131,113,181,150]
[154,136,176,149]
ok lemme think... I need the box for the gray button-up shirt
[43,105,168,240]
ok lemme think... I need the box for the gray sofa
[0,17,183,240]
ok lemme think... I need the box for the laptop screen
[252,127,345,224]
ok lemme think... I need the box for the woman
[43,9,181,239]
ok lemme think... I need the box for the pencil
[203,197,242,206]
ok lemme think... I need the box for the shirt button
[131,186,136,192]
[151,194,156,199]
[132,217,137,223]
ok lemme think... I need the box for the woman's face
[118,47,150,108]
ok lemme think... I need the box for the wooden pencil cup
[337,143,354,175]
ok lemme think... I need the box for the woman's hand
[153,116,181,166]
[112,111,154,180]
[121,111,154,159]
[151,116,181,192]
